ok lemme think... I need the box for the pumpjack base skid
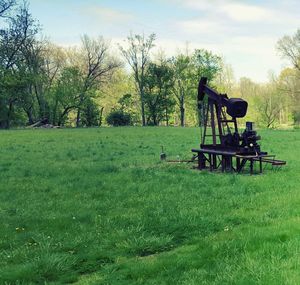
[192,147,286,175]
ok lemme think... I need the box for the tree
[144,62,175,125]
[171,54,192,127]
[52,66,82,126]
[256,83,282,128]
[117,93,138,122]
[278,68,300,125]
[119,33,156,126]
[171,49,222,127]
[277,30,300,126]
[33,42,68,123]
[0,0,15,18]
[75,35,121,127]
[213,60,235,94]
[238,77,258,99]
[277,29,300,71]
[97,68,136,126]
[0,69,29,127]
[192,49,222,82]
[118,93,132,111]
[81,97,100,127]
[0,1,40,128]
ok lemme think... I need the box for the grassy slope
[0,127,299,285]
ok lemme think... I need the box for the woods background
[0,0,299,129]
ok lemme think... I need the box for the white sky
[30,0,300,83]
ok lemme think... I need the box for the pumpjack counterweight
[192,77,286,174]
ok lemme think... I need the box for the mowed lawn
[0,127,299,285]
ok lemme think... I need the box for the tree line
[0,0,299,129]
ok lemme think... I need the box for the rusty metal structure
[192,77,286,174]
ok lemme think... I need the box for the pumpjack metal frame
[192,77,286,174]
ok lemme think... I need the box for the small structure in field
[192,77,286,174]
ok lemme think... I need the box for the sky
[29,0,300,83]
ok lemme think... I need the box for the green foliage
[277,68,300,126]
[144,62,175,125]
[192,49,222,82]
[277,29,300,72]
[0,127,297,284]
[171,54,193,126]
[117,93,139,123]
[0,69,29,127]
[119,32,156,126]
[0,8,121,129]
[51,66,83,126]
[118,93,133,111]
[81,98,101,127]
[171,50,222,126]
[0,2,40,128]
[106,110,131,126]
[0,7,298,129]
[75,35,121,127]
[256,83,281,128]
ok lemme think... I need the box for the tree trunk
[153,114,157,126]
[34,84,47,120]
[180,106,185,127]
[141,91,146,126]
[25,107,34,125]
[6,101,14,129]
[179,88,185,127]
[99,107,104,127]
[165,106,169,126]
[179,95,185,127]
[76,109,80,127]
[76,93,85,128]
[58,106,75,126]
[52,99,58,125]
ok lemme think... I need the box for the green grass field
[0,127,299,285]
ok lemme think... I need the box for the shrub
[106,110,131,126]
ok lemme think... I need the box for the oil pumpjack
[192,77,286,174]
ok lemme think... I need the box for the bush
[106,110,131,126]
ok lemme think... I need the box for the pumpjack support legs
[194,151,270,174]
[197,153,206,170]
[236,158,241,171]
[221,155,233,172]
[213,155,217,169]
[250,159,254,175]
